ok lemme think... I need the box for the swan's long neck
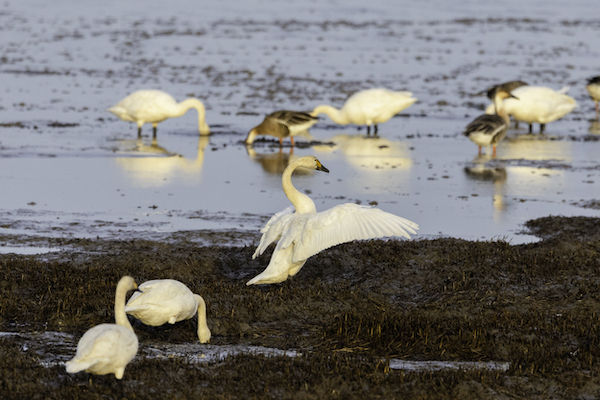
[312,105,349,125]
[179,98,210,135]
[114,280,134,331]
[194,295,211,343]
[282,161,317,214]
[493,94,510,125]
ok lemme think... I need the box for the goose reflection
[313,134,412,171]
[115,135,210,187]
[246,147,315,176]
[464,154,507,214]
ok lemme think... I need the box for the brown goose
[245,110,319,146]
[464,89,516,157]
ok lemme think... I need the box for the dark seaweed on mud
[1,216,600,398]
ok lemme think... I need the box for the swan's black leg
[137,127,142,139]
[540,123,545,133]
[374,124,378,136]
[153,126,157,139]
[528,123,533,134]
[366,125,371,135]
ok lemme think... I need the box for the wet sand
[2,215,600,399]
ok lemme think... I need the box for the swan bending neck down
[247,155,419,285]
[66,276,138,380]
[125,279,211,343]
[108,90,210,139]
[311,88,417,135]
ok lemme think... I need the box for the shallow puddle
[2,331,510,374]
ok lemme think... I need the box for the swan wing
[269,110,318,127]
[291,204,418,263]
[463,115,506,137]
[253,206,295,258]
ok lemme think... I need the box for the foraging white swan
[586,76,600,117]
[108,90,210,138]
[247,155,419,285]
[484,86,577,133]
[311,88,417,135]
[125,279,211,343]
[66,276,138,380]
[245,110,319,146]
[464,89,515,157]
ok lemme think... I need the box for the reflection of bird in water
[66,276,138,380]
[108,90,210,139]
[245,110,318,146]
[485,86,577,133]
[313,134,412,171]
[115,135,210,187]
[246,146,299,175]
[464,89,515,157]
[247,155,418,285]
[483,80,528,128]
[125,279,211,343]
[586,76,600,118]
[311,88,417,135]
[464,155,507,214]
[464,156,507,183]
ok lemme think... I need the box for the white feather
[247,156,418,285]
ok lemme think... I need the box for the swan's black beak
[316,160,329,173]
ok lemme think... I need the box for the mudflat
[1,215,600,399]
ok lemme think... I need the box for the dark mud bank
[1,215,600,399]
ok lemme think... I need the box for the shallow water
[1,0,599,250]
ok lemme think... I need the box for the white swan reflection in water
[313,134,412,170]
[246,147,304,176]
[115,135,210,187]
[312,133,413,193]
[464,136,572,218]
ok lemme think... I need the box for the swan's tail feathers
[107,106,124,116]
[246,270,288,285]
[124,304,149,314]
[65,359,100,374]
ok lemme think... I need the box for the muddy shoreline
[1,215,599,399]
